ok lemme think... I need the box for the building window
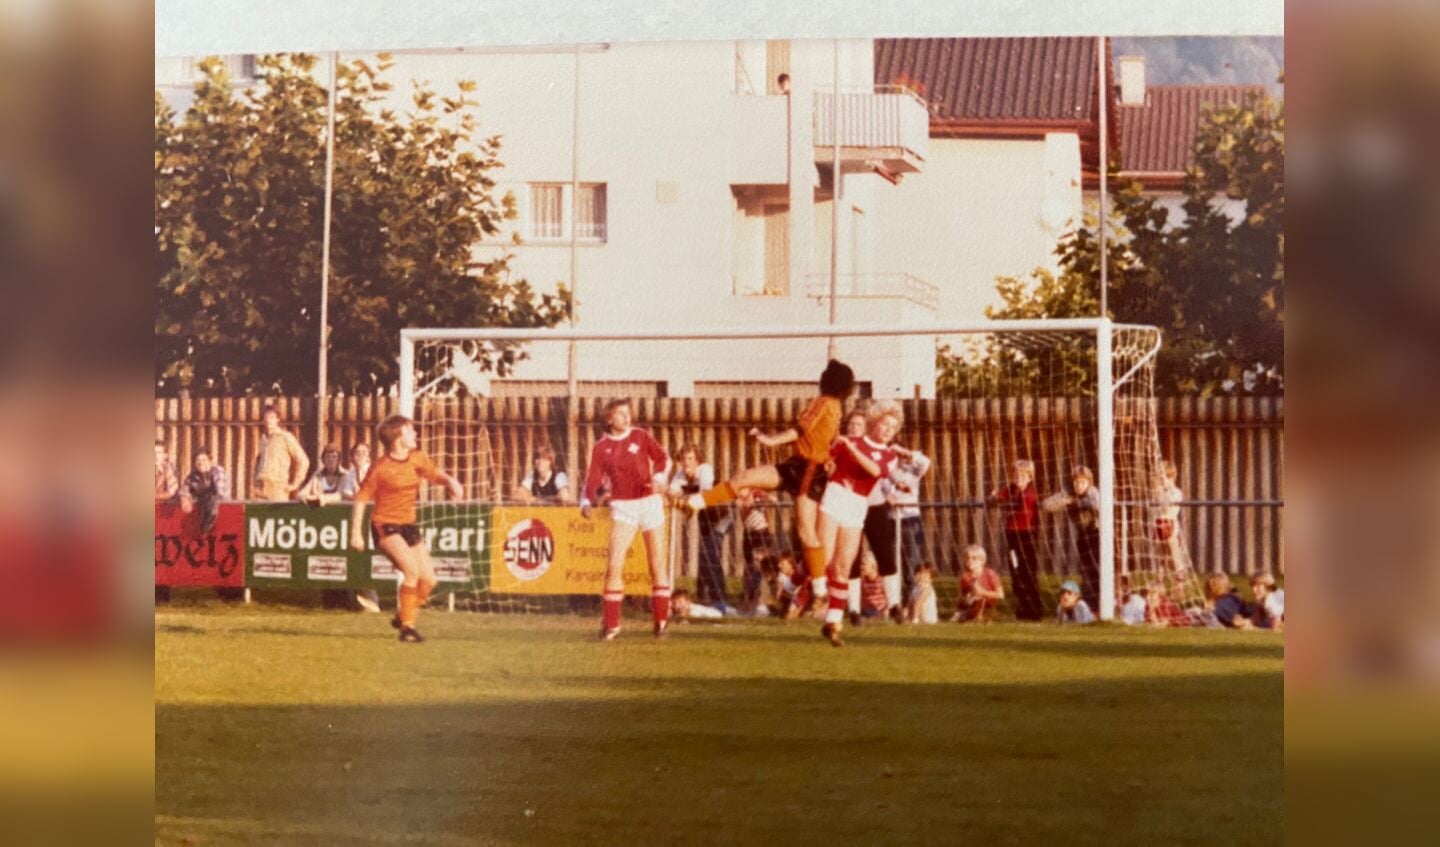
[576,184,607,241]
[527,182,607,243]
[530,184,564,240]
[154,55,258,88]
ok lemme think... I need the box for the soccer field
[155,608,1283,846]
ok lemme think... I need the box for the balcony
[813,86,929,176]
[801,273,939,313]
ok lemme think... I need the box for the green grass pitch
[156,607,1282,846]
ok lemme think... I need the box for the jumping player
[348,415,464,643]
[680,360,856,609]
[817,400,901,646]
[581,398,674,641]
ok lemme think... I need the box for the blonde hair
[866,399,904,427]
[1014,458,1035,474]
[964,544,987,562]
[1071,465,1093,482]
[1204,573,1233,601]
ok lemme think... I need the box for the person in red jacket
[581,398,674,641]
[986,458,1043,621]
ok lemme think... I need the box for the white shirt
[910,584,938,624]
[668,463,715,497]
[874,451,932,515]
[340,462,370,500]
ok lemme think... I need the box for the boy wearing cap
[1056,580,1096,625]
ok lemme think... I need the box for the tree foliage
[942,90,1284,397]
[155,54,570,395]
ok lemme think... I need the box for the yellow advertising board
[488,505,665,596]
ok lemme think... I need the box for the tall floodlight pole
[317,50,337,454]
[566,44,582,492]
[1097,36,1109,319]
[827,40,840,360]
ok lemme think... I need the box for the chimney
[1119,55,1146,106]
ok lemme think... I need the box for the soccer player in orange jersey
[349,414,464,643]
[680,360,855,608]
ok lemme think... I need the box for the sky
[1112,36,1284,98]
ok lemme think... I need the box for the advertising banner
[154,502,247,588]
[489,505,663,596]
[243,503,491,589]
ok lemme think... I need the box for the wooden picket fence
[155,394,1284,576]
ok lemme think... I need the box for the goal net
[398,322,1205,624]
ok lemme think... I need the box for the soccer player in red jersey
[680,360,856,609]
[816,400,902,646]
[581,398,674,640]
[348,415,464,643]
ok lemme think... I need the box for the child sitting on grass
[1250,573,1284,631]
[1205,573,1255,629]
[953,545,1004,623]
[907,563,939,624]
[1056,579,1096,625]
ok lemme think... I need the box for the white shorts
[609,494,666,531]
[820,482,869,529]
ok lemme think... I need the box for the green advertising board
[244,503,492,589]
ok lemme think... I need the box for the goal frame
[400,318,1156,620]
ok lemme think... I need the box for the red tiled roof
[875,37,1101,123]
[1119,85,1266,175]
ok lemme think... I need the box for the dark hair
[777,72,790,85]
[193,445,211,459]
[673,587,691,601]
[155,440,166,449]
[602,398,631,419]
[321,443,341,458]
[819,359,856,398]
[677,442,704,464]
[534,444,557,463]
[376,414,412,450]
[261,404,282,420]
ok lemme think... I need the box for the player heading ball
[681,359,857,612]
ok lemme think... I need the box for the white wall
[871,134,1082,321]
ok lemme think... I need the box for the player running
[817,400,902,646]
[348,414,464,643]
[581,398,674,641]
[680,359,856,612]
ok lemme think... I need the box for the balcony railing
[802,273,940,312]
[812,85,929,172]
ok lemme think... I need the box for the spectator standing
[987,459,1043,620]
[738,489,775,613]
[155,441,178,503]
[1042,465,1102,612]
[1154,459,1192,576]
[670,444,727,608]
[885,444,931,610]
[513,445,571,504]
[298,444,346,506]
[340,442,372,500]
[251,405,309,502]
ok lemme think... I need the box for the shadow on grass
[157,673,1282,847]
[670,622,1286,660]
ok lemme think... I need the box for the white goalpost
[397,320,1203,623]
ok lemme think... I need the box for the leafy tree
[155,54,569,395]
[941,90,1284,397]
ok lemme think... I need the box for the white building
[157,38,1117,398]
